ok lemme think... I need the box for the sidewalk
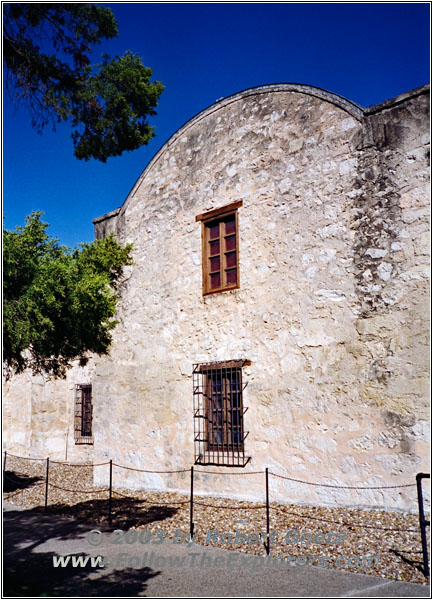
[3,504,430,597]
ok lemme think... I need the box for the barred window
[74,384,93,444]
[196,201,242,295]
[193,360,250,466]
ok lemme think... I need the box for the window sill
[195,454,251,468]
[203,283,240,296]
[74,438,94,445]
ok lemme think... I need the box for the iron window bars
[193,359,250,467]
[74,384,93,444]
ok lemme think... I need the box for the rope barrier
[269,472,417,489]
[3,451,419,489]
[194,500,266,510]
[6,452,109,467]
[47,481,108,495]
[50,460,110,467]
[195,470,263,476]
[3,462,424,543]
[113,463,189,474]
[5,452,45,461]
[2,468,420,533]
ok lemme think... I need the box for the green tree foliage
[3,3,164,161]
[3,212,133,378]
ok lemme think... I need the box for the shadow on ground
[4,471,43,493]
[3,507,160,597]
[390,549,427,578]
[43,497,178,529]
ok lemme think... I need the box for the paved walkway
[3,504,430,597]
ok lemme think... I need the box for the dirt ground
[3,454,430,585]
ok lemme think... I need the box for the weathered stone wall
[351,90,430,498]
[91,84,430,510]
[4,84,429,510]
[93,207,120,240]
[3,362,95,462]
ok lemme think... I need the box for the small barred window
[74,384,93,444]
[193,360,250,467]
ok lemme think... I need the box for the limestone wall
[3,362,95,462]
[3,84,429,510]
[352,90,430,498]
[91,85,430,510]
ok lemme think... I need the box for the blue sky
[3,2,430,247]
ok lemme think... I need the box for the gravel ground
[4,455,430,585]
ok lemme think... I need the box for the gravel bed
[3,456,429,585]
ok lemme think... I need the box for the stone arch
[121,83,365,212]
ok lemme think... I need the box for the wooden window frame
[74,384,93,444]
[196,201,242,296]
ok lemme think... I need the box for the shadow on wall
[3,507,161,597]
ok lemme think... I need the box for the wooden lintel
[195,200,243,222]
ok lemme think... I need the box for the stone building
[4,83,430,510]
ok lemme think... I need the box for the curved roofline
[115,83,365,217]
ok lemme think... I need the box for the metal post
[3,451,7,487]
[44,457,50,511]
[416,473,430,578]
[190,466,194,541]
[109,459,113,527]
[265,467,270,555]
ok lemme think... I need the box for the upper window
[74,384,93,444]
[193,359,251,467]
[196,201,242,295]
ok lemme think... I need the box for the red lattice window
[196,201,242,295]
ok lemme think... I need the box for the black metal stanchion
[265,467,270,555]
[44,457,50,511]
[190,466,194,541]
[109,459,113,526]
[416,473,430,578]
[3,451,7,487]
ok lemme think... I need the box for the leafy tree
[3,3,164,161]
[3,212,133,378]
